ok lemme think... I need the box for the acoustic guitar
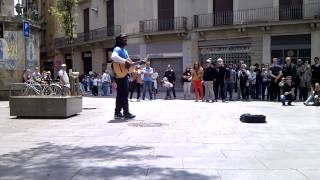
[112,58,147,78]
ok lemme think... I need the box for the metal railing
[140,17,187,33]
[194,3,320,28]
[55,25,121,48]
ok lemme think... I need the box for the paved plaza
[0,95,320,180]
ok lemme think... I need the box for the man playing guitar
[111,33,136,120]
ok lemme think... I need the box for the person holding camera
[299,60,312,101]
[304,82,320,106]
[238,64,250,100]
[279,76,294,106]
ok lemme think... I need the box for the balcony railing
[194,3,320,28]
[140,17,187,33]
[55,25,121,48]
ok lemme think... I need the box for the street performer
[111,33,136,120]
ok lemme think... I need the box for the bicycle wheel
[21,85,39,96]
[46,84,62,96]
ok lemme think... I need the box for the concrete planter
[9,96,82,118]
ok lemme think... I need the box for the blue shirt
[113,47,128,59]
[143,67,153,82]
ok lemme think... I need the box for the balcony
[139,17,187,34]
[54,25,121,48]
[194,3,320,29]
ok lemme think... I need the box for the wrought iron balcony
[54,25,121,48]
[194,3,320,29]
[139,17,187,33]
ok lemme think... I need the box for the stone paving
[0,95,320,180]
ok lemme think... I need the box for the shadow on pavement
[0,142,218,180]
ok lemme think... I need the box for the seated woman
[304,82,320,106]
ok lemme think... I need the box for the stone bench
[9,96,82,118]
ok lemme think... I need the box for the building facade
[53,0,320,89]
[0,0,41,100]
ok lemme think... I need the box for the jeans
[204,81,214,101]
[102,82,110,96]
[281,94,293,104]
[261,81,270,100]
[183,82,192,98]
[225,81,234,100]
[304,95,319,106]
[143,81,153,100]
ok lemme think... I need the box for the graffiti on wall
[0,31,18,71]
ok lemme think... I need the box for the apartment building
[54,0,320,89]
[0,0,41,100]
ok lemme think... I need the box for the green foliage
[50,0,78,40]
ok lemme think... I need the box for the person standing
[164,64,176,99]
[225,63,236,101]
[92,74,99,96]
[151,68,159,99]
[203,59,216,102]
[191,61,204,102]
[214,58,227,102]
[58,64,70,88]
[269,58,283,101]
[311,57,320,86]
[261,65,271,101]
[299,60,312,101]
[142,61,153,100]
[111,33,135,119]
[182,66,192,99]
[101,70,111,96]
[130,66,143,101]
[238,64,250,100]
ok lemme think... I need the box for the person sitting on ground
[279,76,295,106]
[162,77,173,100]
[304,82,320,106]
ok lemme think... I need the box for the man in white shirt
[101,70,111,96]
[58,64,70,88]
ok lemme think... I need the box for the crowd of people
[78,56,320,106]
[179,56,320,106]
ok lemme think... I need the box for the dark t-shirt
[182,71,192,82]
[270,65,282,80]
[282,64,297,78]
[203,66,217,81]
[311,64,320,82]
[216,66,227,81]
[164,70,176,83]
[282,83,293,94]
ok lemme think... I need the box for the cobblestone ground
[0,95,320,180]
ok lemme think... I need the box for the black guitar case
[240,113,266,123]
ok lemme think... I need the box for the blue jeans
[102,82,110,96]
[143,81,153,100]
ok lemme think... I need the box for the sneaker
[288,102,292,106]
[124,113,136,119]
[114,113,123,120]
